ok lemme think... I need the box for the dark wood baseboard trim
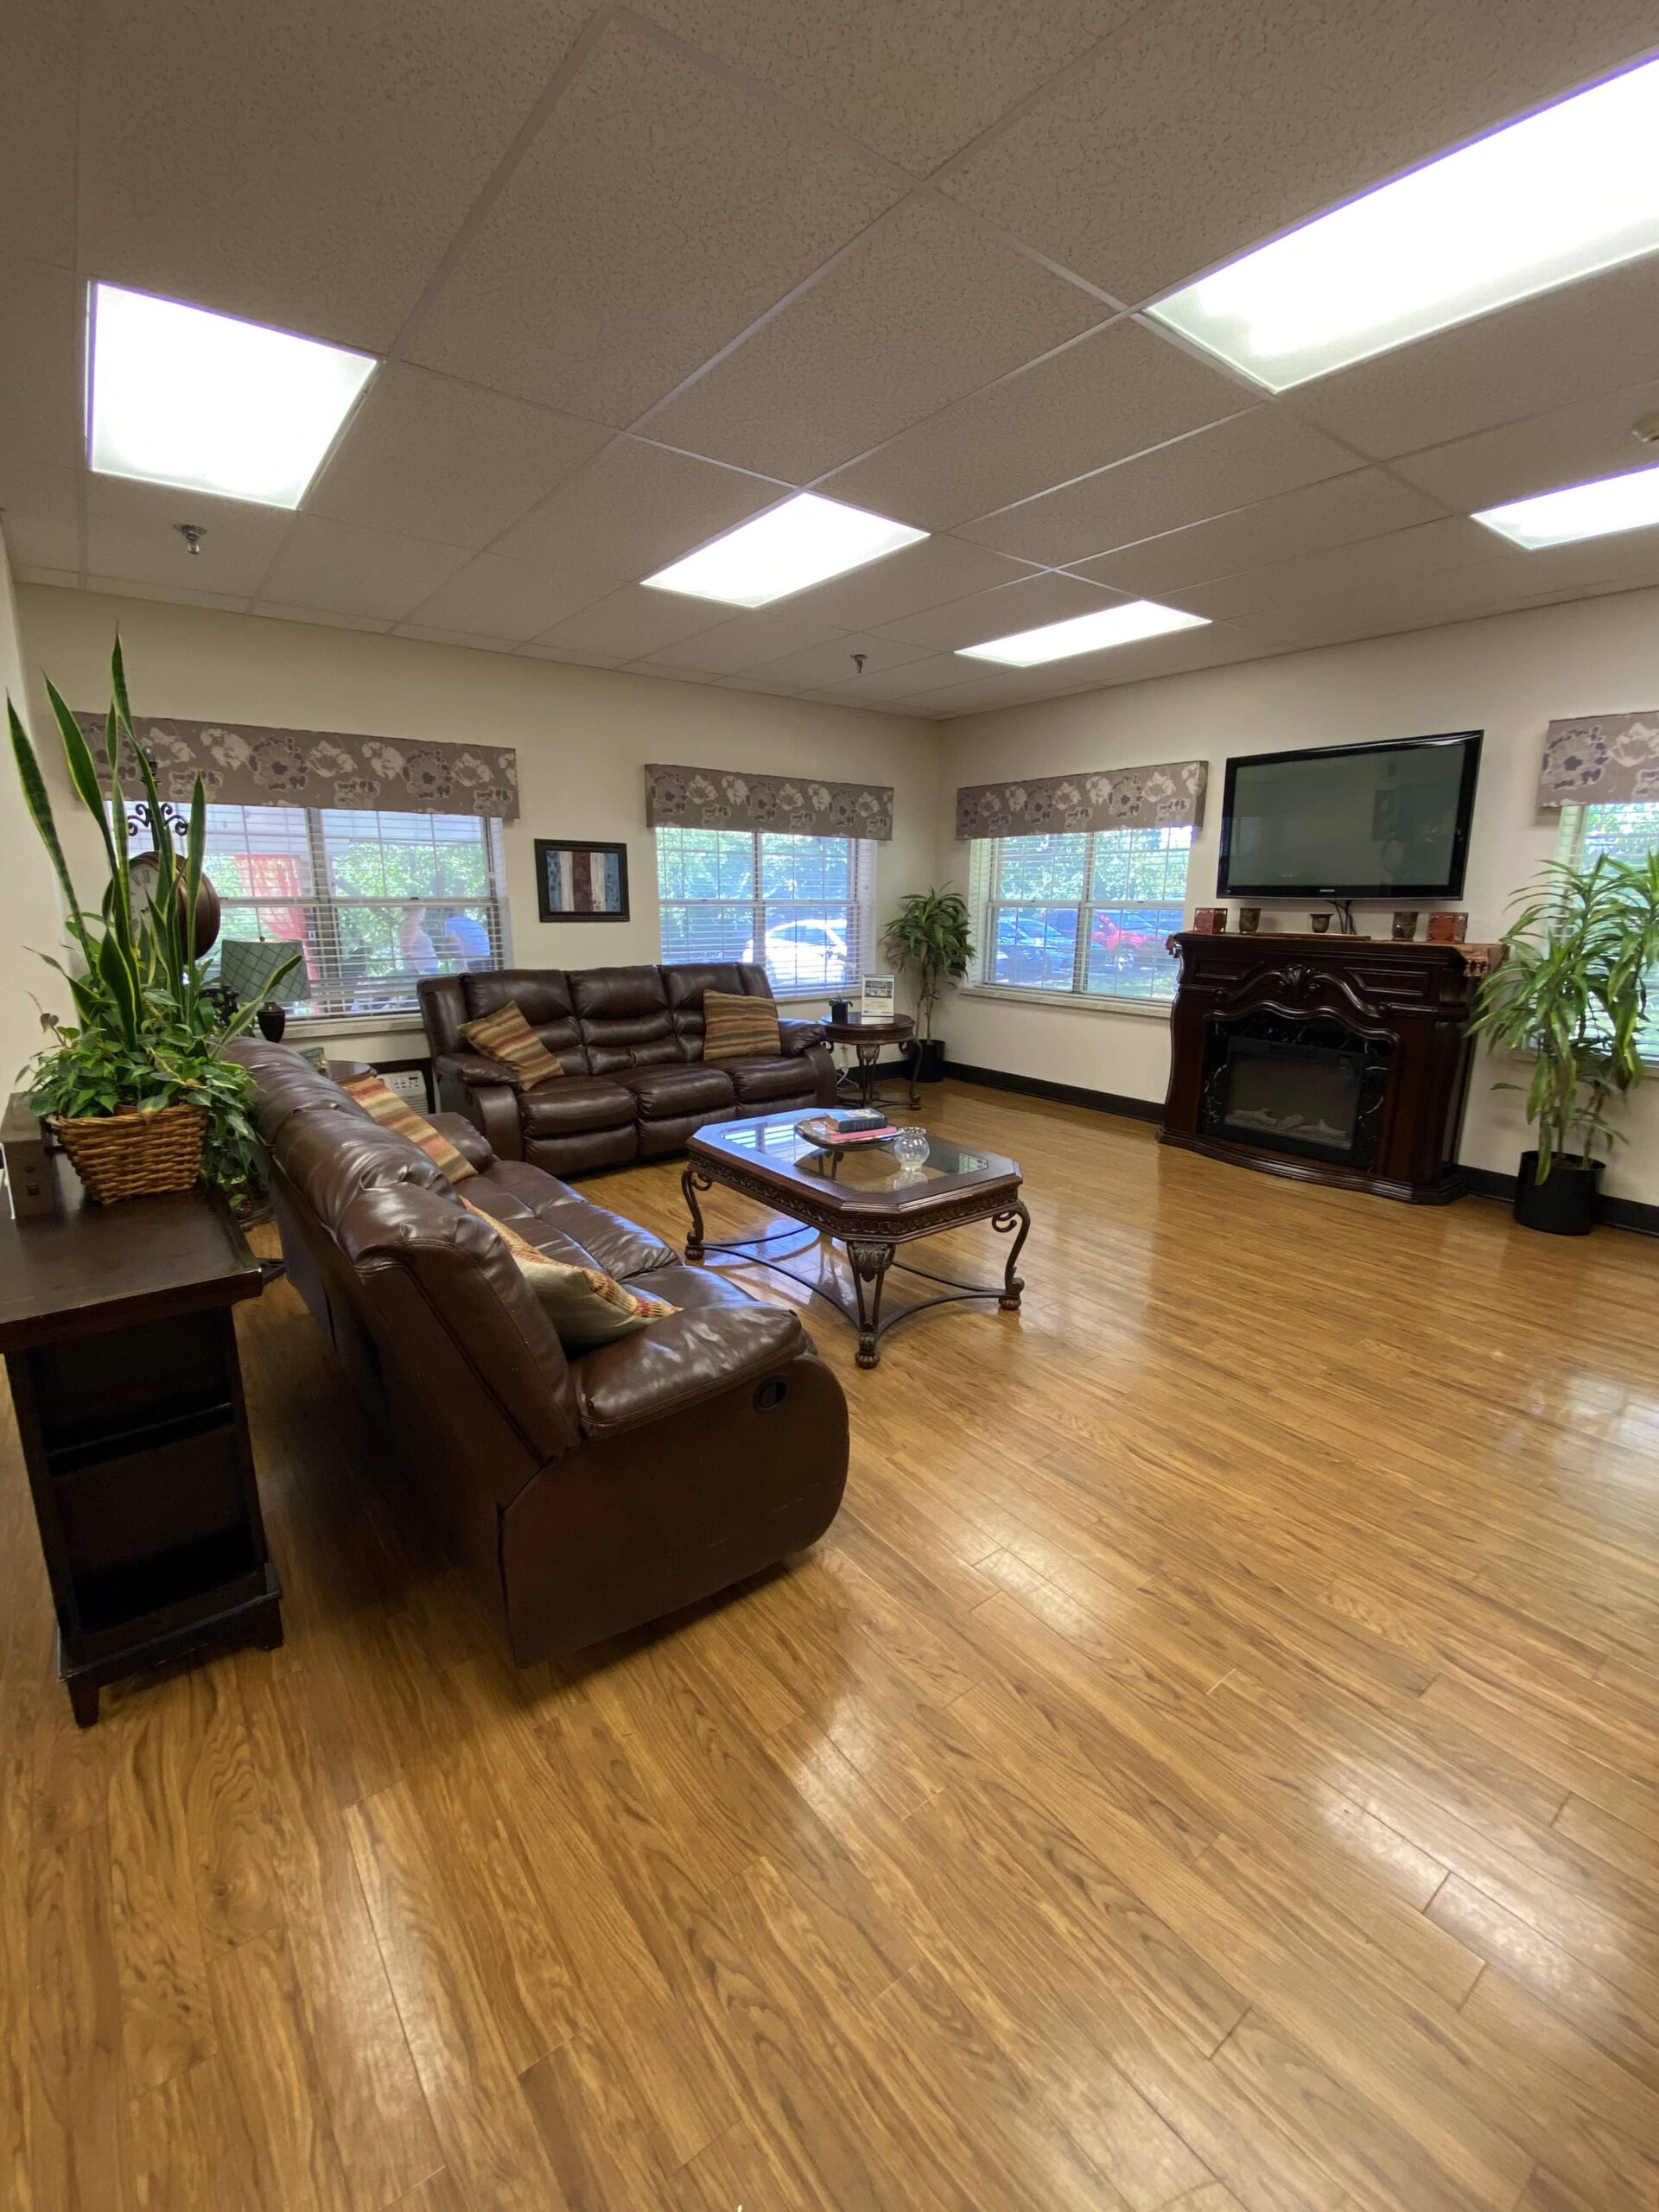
[1461,1163,1659,1236]
[944,1063,1659,1236]
[941,1061,1162,1125]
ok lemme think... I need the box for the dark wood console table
[1160,931,1497,1204]
[0,1159,280,1724]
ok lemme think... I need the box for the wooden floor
[7,1081,1659,2212]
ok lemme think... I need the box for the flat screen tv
[1216,732,1482,900]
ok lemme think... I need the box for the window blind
[656,827,874,998]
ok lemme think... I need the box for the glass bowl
[890,1126,930,1170]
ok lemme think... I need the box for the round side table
[822,1013,920,1112]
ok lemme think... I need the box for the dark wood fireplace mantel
[1159,932,1497,1204]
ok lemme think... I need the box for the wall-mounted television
[1216,731,1482,900]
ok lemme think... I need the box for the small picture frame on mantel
[534,839,630,923]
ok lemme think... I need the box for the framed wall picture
[534,839,630,923]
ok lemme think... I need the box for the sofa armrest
[429,1111,495,1173]
[778,1016,826,1055]
[434,1052,524,1160]
[572,1303,807,1440]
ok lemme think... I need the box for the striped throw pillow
[701,988,781,1061]
[461,1198,677,1347]
[338,1073,476,1186]
[459,1001,565,1088]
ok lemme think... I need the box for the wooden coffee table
[683,1109,1029,1369]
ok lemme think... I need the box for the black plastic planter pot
[1513,1151,1603,1236]
[912,1038,947,1084]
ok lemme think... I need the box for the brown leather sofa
[231,1039,849,1660]
[418,963,837,1177]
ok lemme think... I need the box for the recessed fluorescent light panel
[958,600,1209,667]
[1149,57,1659,391]
[642,492,926,608]
[88,283,377,507]
[1474,461,1659,550]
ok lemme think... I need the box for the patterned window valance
[645,762,893,842]
[78,713,520,820]
[955,759,1206,839]
[1537,712,1659,808]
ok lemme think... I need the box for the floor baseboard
[943,1063,1659,1235]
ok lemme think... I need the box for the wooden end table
[822,1012,921,1113]
[0,1157,281,1725]
[683,1109,1028,1369]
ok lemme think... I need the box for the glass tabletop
[697,1111,1018,1202]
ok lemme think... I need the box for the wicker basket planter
[49,1103,207,1205]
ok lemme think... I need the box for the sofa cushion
[572,966,683,1073]
[461,1160,677,1279]
[571,1284,807,1438]
[519,1075,639,1136]
[461,1198,677,1350]
[663,962,772,1052]
[460,969,587,1072]
[721,1054,817,1105]
[620,1063,736,1120]
[270,1112,461,1235]
[702,989,782,1060]
[460,1001,565,1088]
[338,1072,477,1185]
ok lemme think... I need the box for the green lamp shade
[218,938,304,1007]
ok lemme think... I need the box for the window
[1554,798,1659,1056]
[655,827,874,997]
[969,824,1194,1002]
[126,801,509,1019]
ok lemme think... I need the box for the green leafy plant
[882,887,976,1042]
[6,636,300,1198]
[1470,849,1659,1178]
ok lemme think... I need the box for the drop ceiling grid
[2,3,1657,705]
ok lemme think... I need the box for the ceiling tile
[401,551,617,642]
[257,516,470,622]
[12,567,77,589]
[873,569,1132,651]
[0,256,81,476]
[644,196,1103,480]
[629,603,855,676]
[1239,552,1571,648]
[734,631,935,690]
[518,640,627,668]
[252,602,395,634]
[0,461,80,575]
[492,439,784,579]
[391,625,517,653]
[1175,518,1503,621]
[824,317,1253,529]
[769,535,1038,631]
[86,478,295,599]
[1491,523,1659,591]
[1065,469,1446,595]
[531,585,729,660]
[79,0,600,350]
[627,0,1143,174]
[939,0,1659,302]
[957,409,1360,564]
[305,366,613,547]
[1392,377,1659,513]
[0,0,76,262]
[809,652,981,703]
[405,22,903,425]
[1291,257,1659,463]
[86,575,251,614]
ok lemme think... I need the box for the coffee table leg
[682,1166,711,1260]
[846,1241,895,1368]
[995,1201,1030,1310]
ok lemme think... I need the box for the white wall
[0,532,75,1093]
[936,585,1659,1204]
[11,585,944,1075]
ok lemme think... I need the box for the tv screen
[1217,733,1481,899]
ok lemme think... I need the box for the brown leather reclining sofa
[419,963,837,1177]
[231,1039,849,1659]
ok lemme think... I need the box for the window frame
[125,798,512,1029]
[966,823,1194,1010]
[653,826,876,1001]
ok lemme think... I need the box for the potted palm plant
[883,887,975,1083]
[1471,848,1659,1234]
[7,638,298,1204]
